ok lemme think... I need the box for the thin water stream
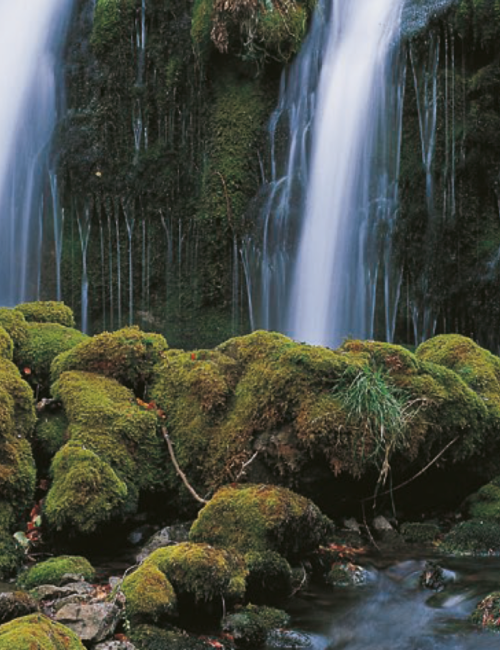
[279,557,500,649]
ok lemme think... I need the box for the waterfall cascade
[0,0,74,307]
[245,0,458,349]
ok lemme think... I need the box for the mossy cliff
[51,0,312,348]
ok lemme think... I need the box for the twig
[162,426,208,505]
[214,171,234,231]
[290,565,308,596]
[361,501,380,551]
[234,450,260,482]
[361,436,459,503]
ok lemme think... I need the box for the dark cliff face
[55,0,500,350]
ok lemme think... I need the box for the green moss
[0,309,28,351]
[400,522,441,544]
[0,613,85,650]
[14,302,76,328]
[190,484,333,563]
[44,442,129,535]
[17,555,95,590]
[441,520,500,554]
[244,551,293,602]
[471,591,500,628]
[130,624,215,650]
[16,323,88,395]
[222,604,290,649]
[463,475,500,521]
[122,563,177,623]
[0,524,24,581]
[34,411,69,463]
[91,0,137,57]
[51,326,168,394]
[0,328,12,362]
[145,542,248,603]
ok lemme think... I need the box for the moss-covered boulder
[44,371,166,535]
[51,326,168,394]
[463,475,500,522]
[0,613,85,649]
[0,309,28,351]
[400,522,441,544]
[17,555,95,590]
[14,301,76,329]
[16,323,88,394]
[0,591,39,626]
[130,624,217,650]
[244,551,293,603]
[190,484,332,564]
[0,328,12,362]
[441,520,500,554]
[222,604,290,648]
[123,542,247,622]
[33,411,69,471]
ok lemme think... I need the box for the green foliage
[130,625,215,650]
[17,555,95,590]
[0,328,12,362]
[122,563,177,622]
[441,520,500,554]
[222,604,290,648]
[14,302,76,328]
[189,484,333,563]
[463,475,500,521]
[0,309,28,351]
[145,542,248,603]
[454,0,500,50]
[91,0,137,57]
[400,522,441,544]
[51,326,168,394]
[0,613,86,650]
[16,323,87,395]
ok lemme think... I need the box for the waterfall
[0,0,74,307]
[245,0,406,348]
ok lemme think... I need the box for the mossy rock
[51,326,168,394]
[471,591,500,629]
[222,604,290,648]
[16,323,88,395]
[45,370,165,535]
[400,522,441,544]
[121,563,177,623]
[17,555,95,590]
[34,411,69,469]
[463,475,500,522]
[130,624,217,650]
[44,442,129,535]
[0,309,28,351]
[189,484,333,563]
[0,328,12,362]
[0,613,85,649]
[441,520,500,554]
[14,301,76,328]
[0,359,36,519]
[0,523,24,581]
[0,592,39,625]
[143,542,248,604]
[244,551,293,603]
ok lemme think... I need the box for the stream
[281,557,500,649]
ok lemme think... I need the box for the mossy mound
[400,522,441,544]
[0,591,38,626]
[244,551,293,603]
[17,555,95,590]
[130,624,217,650]
[0,309,28,351]
[51,326,168,394]
[222,604,290,648]
[416,334,500,419]
[0,328,12,362]
[0,613,85,650]
[142,542,247,605]
[0,524,24,581]
[471,592,500,629]
[16,323,88,395]
[14,301,76,329]
[441,520,500,554]
[190,484,332,563]
[463,475,500,522]
[151,331,493,508]
[44,370,165,535]
[121,563,177,623]
[34,411,69,470]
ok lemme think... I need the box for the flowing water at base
[280,558,500,650]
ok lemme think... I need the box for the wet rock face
[54,601,121,643]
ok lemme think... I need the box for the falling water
[0,0,74,307]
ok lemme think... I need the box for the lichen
[16,555,95,590]
[0,613,86,650]
[14,301,76,329]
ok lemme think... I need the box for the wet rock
[0,591,39,625]
[54,601,121,642]
[343,518,361,534]
[135,522,191,563]
[94,640,137,650]
[325,562,375,587]
[419,561,455,592]
[33,581,95,601]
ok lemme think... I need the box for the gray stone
[55,601,121,642]
[372,515,393,531]
[33,581,94,600]
[135,522,191,563]
[343,517,361,533]
[94,641,137,650]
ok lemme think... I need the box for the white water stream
[0,0,74,306]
